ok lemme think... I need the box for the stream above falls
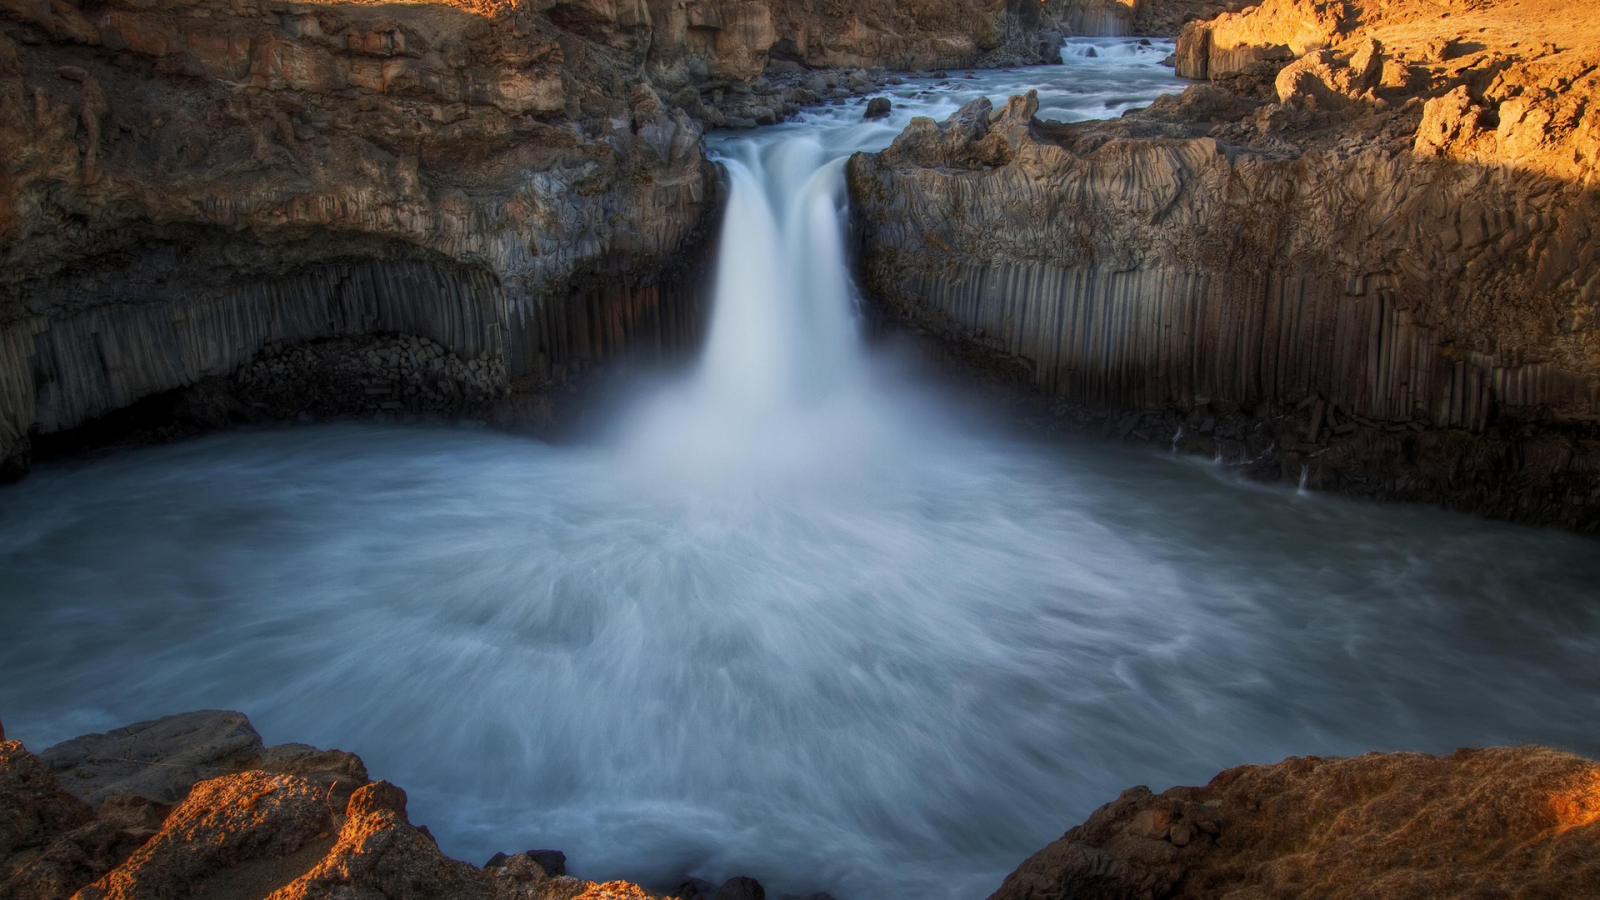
[3,39,1600,900]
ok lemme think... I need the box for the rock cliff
[1051,0,1247,39]
[0,0,1071,479]
[848,0,1600,529]
[4,712,1596,900]
[0,0,733,478]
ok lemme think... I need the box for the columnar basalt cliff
[0,0,731,478]
[4,713,1597,900]
[0,0,1073,479]
[849,0,1600,529]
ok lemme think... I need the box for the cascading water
[4,40,1600,900]
[688,146,858,412]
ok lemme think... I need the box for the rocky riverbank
[3,712,1596,899]
[848,0,1600,530]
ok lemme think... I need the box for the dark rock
[38,711,264,806]
[713,876,765,900]
[864,97,892,119]
[677,876,721,899]
[485,852,510,869]
[527,849,566,877]
[36,712,369,814]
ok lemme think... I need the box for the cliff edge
[849,0,1600,529]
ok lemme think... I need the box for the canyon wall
[849,0,1600,528]
[1051,0,1244,39]
[0,0,732,476]
[0,0,1069,478]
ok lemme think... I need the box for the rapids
[4,39,1600,900]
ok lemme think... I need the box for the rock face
[0,0,1074,479]
[987,746,1600,900]
[0,712,684,900]
[8,715,1599,900]
[0,0,729,477]
[37,711,368,812]
[848,0,1600,529]
[1051,0,1248,39]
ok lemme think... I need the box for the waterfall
[696,145,860,412]
[8,42,1600,900]
[616,136,872,486]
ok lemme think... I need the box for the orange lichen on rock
[988,746,1600,900]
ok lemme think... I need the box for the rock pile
[234,334,510,421]
[0,712,798,900]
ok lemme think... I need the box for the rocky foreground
[3,711,1597,900]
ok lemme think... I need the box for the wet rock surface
[849,0,1600,529]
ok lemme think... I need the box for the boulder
[38,712,264,807]
[72,771,334,900]
[37,712,368,813]
[986,747,1600,900]
[864,97,892,119]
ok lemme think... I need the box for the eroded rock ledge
[849,0,1600,529]
[4,712,1597,900]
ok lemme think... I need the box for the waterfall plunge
[618,140,875,489]
[698,146,861,412]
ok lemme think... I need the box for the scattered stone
[864,97,892,119]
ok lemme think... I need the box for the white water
[4,41,1600,900]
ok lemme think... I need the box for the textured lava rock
[0,739,133,900]
[37,712,368,814]
[10,713,1600,900]
[987,746,1600,900]
[39,712,265,807]
[72,771,335,900]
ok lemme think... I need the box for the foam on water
[3,41,1599,900]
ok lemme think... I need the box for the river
[3,39,1599,900]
